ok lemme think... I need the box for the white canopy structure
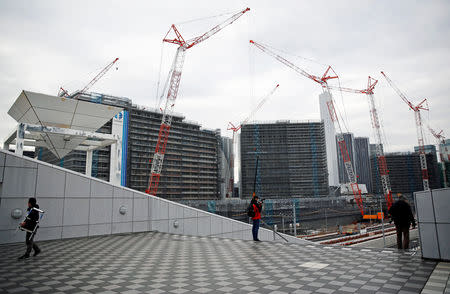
[5,90,123,159]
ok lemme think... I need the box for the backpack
[247,204,255,218]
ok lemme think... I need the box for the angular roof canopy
[8,90,123,158]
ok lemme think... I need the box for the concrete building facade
[319,92,339,187]
[240,121,329,199]
[354,137,373,193]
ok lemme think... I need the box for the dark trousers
[395,225,410,249]
[252,219,260,240]
[25,231,40,255]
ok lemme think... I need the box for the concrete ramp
[0,149,308,245]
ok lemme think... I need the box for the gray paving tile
[0,231,438,294]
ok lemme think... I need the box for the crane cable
[336,76,351,133]
[175,10,238,25]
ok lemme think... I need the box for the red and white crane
[226,84,279,197]
[58,57,119,98]
[381,71,430,191]
[327,77,394,210]
[428,126,447,187]
[249,40,365,216]
[146,8,250,195]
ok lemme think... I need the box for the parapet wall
[0,149,308,245]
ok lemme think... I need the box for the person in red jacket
[250,195,263,241]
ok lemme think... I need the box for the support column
[86,149,93,177]
[15,123,25,156]
[109,140,121,186]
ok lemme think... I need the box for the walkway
[0,232,438,293]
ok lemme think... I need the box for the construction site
[1,3,449,252]
[1,3,450,294]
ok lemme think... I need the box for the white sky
[1,0,449,153]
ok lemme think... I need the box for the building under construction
[39,92,223,200]
[371,152,441,194]
[240,120,329,199]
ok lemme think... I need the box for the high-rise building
[240,120,329,199]
[336,132,356,184]
[218,137,233,199]
[414,144,437,156]
[39,92,222,200]
[354,137,373,193]
[319,92,339,187]
[371,152,440,194]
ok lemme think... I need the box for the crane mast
[329,77,394,209]
[146,8,250,195]
[381,71,430,191]
[250,40,364,216]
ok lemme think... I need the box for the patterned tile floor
[0,232,439,293]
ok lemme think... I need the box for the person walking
[388,195,416,249]
[18,198,41,259]
[250,194,263,241]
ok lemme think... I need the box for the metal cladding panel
[432,189,450,223]
[419,223,440,259]
[415,190,435,223]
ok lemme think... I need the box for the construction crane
[327,77,394,210]
[146,8,250,195]
[249,40,365,216]
[58,57,119,98]
[226,84,279,198]
[381,71,430,191]
[428,126,447,187]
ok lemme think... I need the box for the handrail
[260,219,289,242]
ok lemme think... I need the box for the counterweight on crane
[58,57,119,98]
[327,77,394,210]
[249,40,365,216]
[226,84,279,197]
[428,126,447,187]
[146,8,250,195]
[381,71,430,191]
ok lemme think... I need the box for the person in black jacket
[18,198,41,259]
[388,195,416,249]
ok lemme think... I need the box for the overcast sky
[1,0,449,153]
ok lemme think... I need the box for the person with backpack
[248,194,263,241]
[18,198,41,259]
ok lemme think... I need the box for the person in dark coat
[388,195,416,249]
[250,194,263,241]
[18,198,41,259]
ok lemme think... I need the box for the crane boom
[147,8,250,195]
[58,57,119,98]
[225,84,279,198]
[250,40,364,216]
[381,71,430,191]
[78,58,119,96]
[228,84,279,132]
